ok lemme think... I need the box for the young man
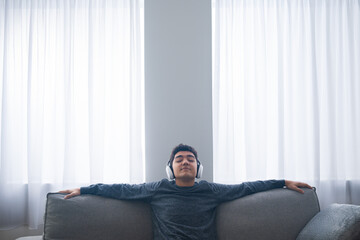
[60,144,311,240]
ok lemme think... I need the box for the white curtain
[0,0,144,229]
[212,0,360,209]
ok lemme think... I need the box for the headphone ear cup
[196,163,203,179]
[166,165,175,180]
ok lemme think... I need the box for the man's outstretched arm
[58,181,161,200]
[211,179,313,202]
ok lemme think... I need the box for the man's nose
[182,158,190,164]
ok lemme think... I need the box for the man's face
[172,151,197,180]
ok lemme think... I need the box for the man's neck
[175,178,195,187]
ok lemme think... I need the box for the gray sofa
[18,188,360,240]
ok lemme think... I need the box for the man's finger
[59,190,70,194]
[64,193,75,199]
[290,185,304,194]
[296,187,305,194]
[298,183,312,189]
[64,194,70,199]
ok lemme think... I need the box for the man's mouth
[181,168,191,171]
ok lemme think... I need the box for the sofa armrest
[296,203,360,240]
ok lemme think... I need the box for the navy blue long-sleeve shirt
[81,179,285,240]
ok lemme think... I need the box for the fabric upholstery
[216,188,320,240]
[43,188,319,240]
[297,203,360,240]
[44,193,153,240]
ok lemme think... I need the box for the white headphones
[166,158,203,180]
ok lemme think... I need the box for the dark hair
[169,143,198,166]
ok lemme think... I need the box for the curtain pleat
[212,0,360,209]
[0,0,144,229]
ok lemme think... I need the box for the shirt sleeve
[80,181,161,202]
[209,179,285,203]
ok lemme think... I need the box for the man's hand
[59,188,81,199]
[285,180,312,194]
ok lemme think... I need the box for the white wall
[0,1,213,238]
[145,0,213,182]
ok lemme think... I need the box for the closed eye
[175,154,196,162]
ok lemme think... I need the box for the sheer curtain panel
[0,0,144,229]
[212,0,360,208]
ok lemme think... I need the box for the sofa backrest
[44,193,153,240]
[44,188,319,240]
[216,188,319,240]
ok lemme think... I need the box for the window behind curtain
[212,0,360,208]
[0,0,144,229]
